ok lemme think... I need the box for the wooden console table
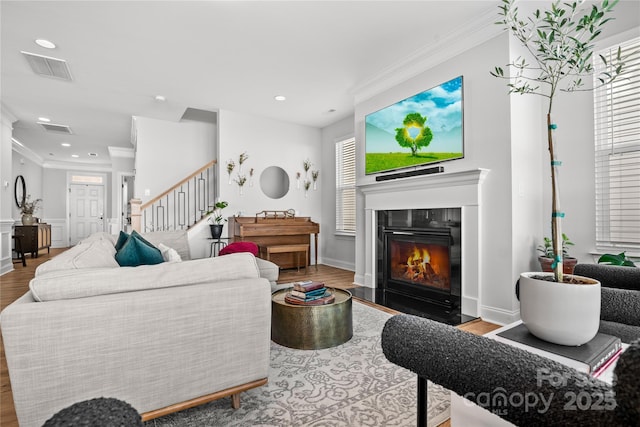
[14,223,51,258]
[229,216,319,269]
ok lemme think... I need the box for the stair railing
[131,160,217,233]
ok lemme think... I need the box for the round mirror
[14,175,26,208]
[260,166,290,199]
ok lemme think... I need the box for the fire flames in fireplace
[390,242,450,290]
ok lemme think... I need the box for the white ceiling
[1,1,499,166]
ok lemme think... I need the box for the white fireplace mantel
[358,168,490,318]
[359,168,489,210]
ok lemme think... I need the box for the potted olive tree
[492,0,628,345]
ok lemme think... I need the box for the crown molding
[108,146,135,158]
[42,159,113,172]
[352,6,503,104]
[12,140,44,166]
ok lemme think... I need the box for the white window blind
[336,137,356,233]
[594,36,640,252]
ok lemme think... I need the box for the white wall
[133,116,216,203]
[1,107,15,220]
[1,105,17,274]
[40,167,112,248]
[355,33,527,323]
[11,152,43,220]
[42,168,68,247]
[507,0,640,265]
[546,23,640,264]
[320,115,355,271]
[352,1,639,323]
[217,109,322,260]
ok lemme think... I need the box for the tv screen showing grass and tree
[365,76,464,175]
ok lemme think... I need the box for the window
[71,175,104,184]
[336,137,356,234]
[594,36,640,252]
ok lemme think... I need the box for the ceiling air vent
[21,51,72,81]
[38,122,73,134]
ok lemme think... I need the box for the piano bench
[259,244,309,273]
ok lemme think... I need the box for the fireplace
[358,169,489,323]
[384,228,456,307]
[368,208,463,322]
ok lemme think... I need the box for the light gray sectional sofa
[1,231,275,427]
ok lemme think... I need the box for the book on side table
[284,290,335,306]
[285,281,335,305]
[293,280,325,292]
[496,323,622,376]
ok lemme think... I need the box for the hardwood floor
[0,257,500,426]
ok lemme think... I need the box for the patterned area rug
[145,301,450,427]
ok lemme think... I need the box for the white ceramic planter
[519,272,601,346]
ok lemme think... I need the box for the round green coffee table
[271,288,353,350]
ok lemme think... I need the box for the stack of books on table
[285,281,335,305]
[496,323,623,377]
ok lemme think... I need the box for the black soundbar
[375,166,444,181]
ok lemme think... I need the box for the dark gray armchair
[381,314,640,427]
[573,264,640,344]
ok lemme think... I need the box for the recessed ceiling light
[88,152,98,157]
[38,117,51,122]
[154,95,166,102]
[71,154,79,158]
[35,39,56,49]
[61,143,71,147]
[274,95,286,101]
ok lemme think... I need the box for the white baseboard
[480,305,520,326]
[0,220,15,276]
[461,296,479,318]
[321,256,355,272]
[0,259,13,276]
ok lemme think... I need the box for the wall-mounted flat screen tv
[365,75,464,175]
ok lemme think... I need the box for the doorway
[68,173,106,245]
[120,174,135,232]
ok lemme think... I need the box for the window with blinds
[593,36,640,252]
[336,137,356,234]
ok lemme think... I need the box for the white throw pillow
[158,243,182,263]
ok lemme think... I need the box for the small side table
[208,238,230,257]
[271,288,353,350]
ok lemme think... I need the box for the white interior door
[69,183,105,245]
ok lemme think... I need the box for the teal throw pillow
[115,231,129,251]
[115,232,164,267]
[130,230,156,249]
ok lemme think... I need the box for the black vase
[210,224,224,239]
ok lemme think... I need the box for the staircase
[131,160,217,233]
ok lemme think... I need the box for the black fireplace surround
[384,226,459,307]
[371,208,467,325]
